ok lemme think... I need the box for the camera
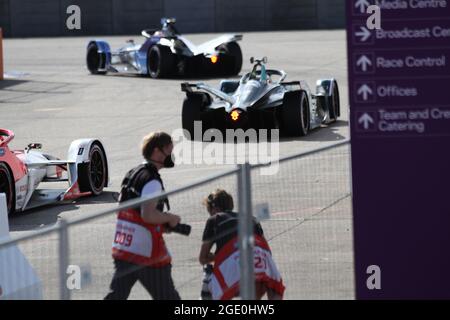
[166,223,191,236]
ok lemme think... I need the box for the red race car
[0,128,109,216]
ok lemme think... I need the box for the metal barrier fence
[0,140,352,300]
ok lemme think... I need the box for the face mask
[161,149,175,168]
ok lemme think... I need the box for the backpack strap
[118,163,170,211]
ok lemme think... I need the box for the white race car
[0,129,109,215]
[86,18,243,78]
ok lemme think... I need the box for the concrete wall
[0,0,345,38]
[0,0,10,37]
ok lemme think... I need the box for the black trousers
[104,259,181,300]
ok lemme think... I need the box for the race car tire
[319,79,340,122]
[219,42,243,76]
[78,143,107,196]
[329,80,340,122]
[86,43,107,75]
[147,45,175,79]
[282,90,309,137]
[0,162,15,216]
[182,93,211,140]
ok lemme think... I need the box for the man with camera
[199,189,285,300]
[105,131,187,300]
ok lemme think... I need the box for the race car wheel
[0,162,15,216]
[78,143,107,196]
[282,91,309,137]
[147,45,175,79]
[86,43,107,75]
[219,42,243,76]
[182,93,211,140]
[329,80,340,122]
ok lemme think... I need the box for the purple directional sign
[353,19,450,48]
[347,0,450,299]
[355,107,450,137]
[353,0,450,19]
[354,78,449,105]
[353,49,450,76]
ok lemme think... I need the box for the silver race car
[181,57,341,139]
[0,128,109,215]
[87,18,243,78]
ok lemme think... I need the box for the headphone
[207,194,216,208]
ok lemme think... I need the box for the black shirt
[118,163,169,212]
[202,211,264,254]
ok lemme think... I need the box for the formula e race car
[0,129,109,215]
[181,57,340,139]
[86,18,243,78]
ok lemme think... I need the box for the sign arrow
[355,0,371,13]
[355,26,372,42]
[356,55,373,72]
[358,113,374,130]
[357,84,374,101]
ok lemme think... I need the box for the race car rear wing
[184,34,243,56]
[181,82,196,93]
[181,82,235,104]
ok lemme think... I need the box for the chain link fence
[251,143,353,299]
[0,140,353,300]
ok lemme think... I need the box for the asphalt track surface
[1,30,354,299]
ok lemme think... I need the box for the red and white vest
[112,208,171,267]
[208,235,285,300]
[111,163,171,267]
